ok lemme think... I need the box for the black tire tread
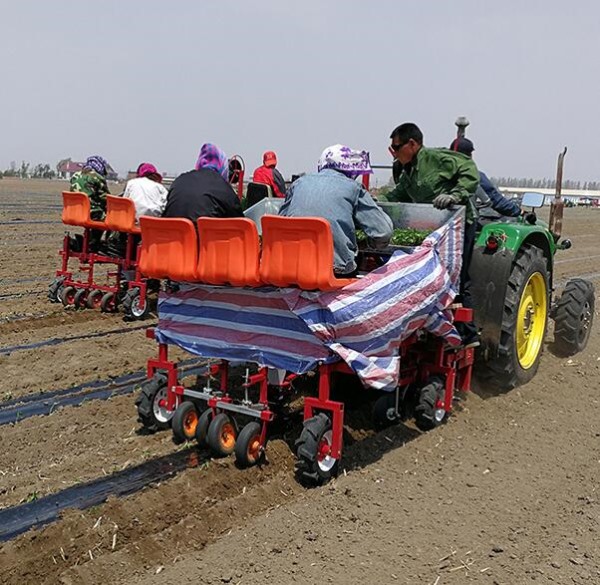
[478,244,549,391]
[135,373,169,432]
[122,287,150,321]
[295,413,337,484]
[553,278,595,355]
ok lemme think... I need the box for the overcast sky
[1,0,598,184]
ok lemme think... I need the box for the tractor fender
[470,245,514,358]
[470,223,554,358]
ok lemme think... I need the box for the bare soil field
[1,178,599,585]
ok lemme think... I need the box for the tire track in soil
[0,447,204,541]
[0,324,151,356]
[0,359,207,426]
[0,441,298,585]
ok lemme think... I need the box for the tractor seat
[62,191,106,230]
[197,217,262,287]
[139,216,199,281]
[259,216,356,291]
[246,182,273,209]
[105,195,141,234]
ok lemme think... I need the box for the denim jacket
[279,169,393,274]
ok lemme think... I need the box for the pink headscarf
[136,162,162,182]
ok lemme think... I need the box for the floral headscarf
[195,143,229,180]
[317,144,373,179]
[84,155,108,176]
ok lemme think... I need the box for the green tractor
[465,122,595,390]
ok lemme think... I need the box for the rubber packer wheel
[295,413,339,485]
[74,288,88,309]
[100,291,117,313]
[553,278,595,356]
[86,289,104,309]
[60,285,76,307]
[172,401,199,443]
[235,421,263,468]
[194,408,214,447]
[372,393,401,429]
[207,413,237,456]
[479,244,549,391]
[135,373,171,432]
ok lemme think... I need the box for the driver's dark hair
[390,123,423,145]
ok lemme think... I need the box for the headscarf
[195,143,229,180]
[317,144,372,179]
[135,163,162,183]
[84,155,108,176]
[136,162,162,181]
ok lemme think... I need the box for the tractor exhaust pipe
[455,116,470,138]
[549,147,567,241]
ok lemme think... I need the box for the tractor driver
[386,122,480,346]
[449,137,521,219]
[279,144,393,278]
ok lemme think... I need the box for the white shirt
[123,177,168,221]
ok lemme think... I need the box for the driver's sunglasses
[390,141,406,152]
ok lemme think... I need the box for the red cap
[263,151,277,167]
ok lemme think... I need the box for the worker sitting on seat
[386,123,480,346]
[252,151,287,198]
[279,144,393,278]
[449,137,521,219]
[163,143,243,223]
[123,163,168,221]
[69,155,111,251]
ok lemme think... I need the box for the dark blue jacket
[480,172,520,217]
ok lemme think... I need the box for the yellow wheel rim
[516,272,547,369]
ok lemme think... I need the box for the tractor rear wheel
[483,244,549,390]
[295,413,338,485]
[553,278,595,356]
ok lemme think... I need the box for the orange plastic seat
[259,216,356,290]
[62,191,106,230]
[197,218,262,287]
[105,195,141,234]
[139,217,199,281]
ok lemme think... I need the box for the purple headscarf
[317,144,373,179]
[195,143,229,180]
[84,155,108,176]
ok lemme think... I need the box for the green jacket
[386,147,479,220]
[70,170,110,220]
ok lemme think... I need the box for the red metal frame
[54,223,149,311]
[143,304,476,468]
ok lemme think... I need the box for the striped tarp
[155,212,464,390]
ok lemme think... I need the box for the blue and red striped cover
[155,212,464,390]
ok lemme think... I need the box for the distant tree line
[1,160,57,179]
[491,177,600,190]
